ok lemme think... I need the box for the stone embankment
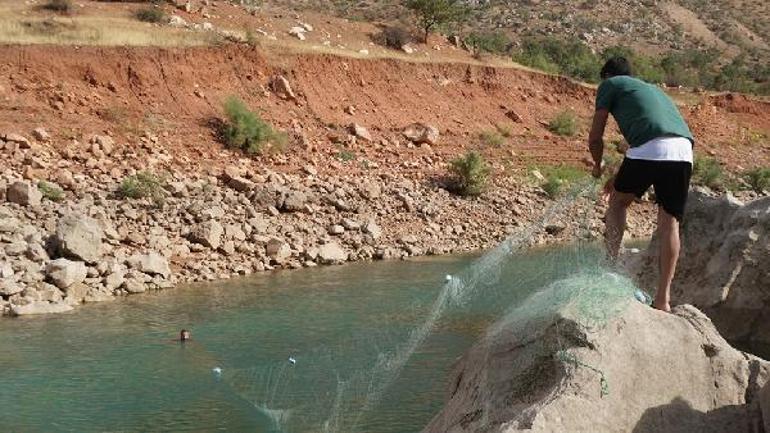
[1,128,644,317]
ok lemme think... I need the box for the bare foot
[652,300,671,313]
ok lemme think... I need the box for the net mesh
[219,179,644,432]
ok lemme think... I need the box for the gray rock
[5,241,27,256]
[6,181,42,207]
[126,252,171,278]
[0,262,13,279]
[403,123,440,145]
[282,191,308,212]
[46,258,87,289]
[266,238,291,263]
[3,132,30,147]
[63,282,89,305]
[317,242,347,264]
[364,222,382,239]
[26,243,49,262]
[31,127,50,142]
[55,214,103,263]
[0,217,21,234]
[342,218,360,230]
[11,301,73,316]
[190,220,224,250]
[225,175,255,193]
[0,278,23,296]
[123,279,146,294]
[104,272,125,291]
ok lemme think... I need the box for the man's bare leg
[604,191,636,263]
[654,208,680,312]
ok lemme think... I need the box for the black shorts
[613,158,692,221]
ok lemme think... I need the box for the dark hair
[600,57,632,79]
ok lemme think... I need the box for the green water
[0,244,608,433]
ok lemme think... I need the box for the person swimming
[180,329,191,342]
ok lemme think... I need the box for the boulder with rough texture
[348,123,373,142]
[282,191,308,212]
[424,300,769,433]
[270,75,296,100]
[0,279,23,296]
[46,258,87,289]
[55,214,103,263]
[11,301,73,316]
[317,242,347,264]
[189,221,223,250]
[266,238,291,263]
[6,181,42,207]
[403,123,440,145]
[126,252,171,278]
[631,192,770,355]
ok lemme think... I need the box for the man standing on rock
[588,57,694,312]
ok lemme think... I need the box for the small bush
[514,36,600,82]
[135,7,166,24]
[464,31,511,55]
[692,157,724,190]
[538,164,588,199]
[119,171,165,204]
[38,181,64,202]
[449,151,490,196]
[222,96,287,155]
[337,150,356,162]
[382,26,411,49]
[745,167,770,193]
[548,110,578,137]
[42,0,72,13]
[480,130,504,147]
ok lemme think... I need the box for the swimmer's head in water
[180,329,191,341]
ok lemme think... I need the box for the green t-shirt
[595,76,694,148]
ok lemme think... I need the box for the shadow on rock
[632,397,764,433]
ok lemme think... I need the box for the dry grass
[0,3,212,46]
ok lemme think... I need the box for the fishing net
[219,178,646,433]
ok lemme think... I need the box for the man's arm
[588,109,609,178]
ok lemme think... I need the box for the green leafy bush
[38,181,64,202]
[42,0,72,13]
[692,157,725,190]
[382,26,411,49]
[514,36,600,82]
[135,7,166,24]
[222,96,287,155]
[548,110,578,137]
[119,171,165,203]
[449,151,491,196]
[538,164,589,199]
[405,0,469,43]
[745,167,770,193]
[465,31,511,55]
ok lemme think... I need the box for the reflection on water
[0,245,605,433]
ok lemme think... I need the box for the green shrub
[548,110,578,137]
[449,151,491,196]
[745,167,770,193]
[601,46,665,84]
[337,149,356,162]
[382,26,411,49]
[465,31,511,55]
[42,0,72,13]
[514,36,600,82]
[405,0,470,43]
[135,7,166,24]
[119,172,165,203]
[222,96,287,155]
[538,164,588,199]
[692,157,724,190]
[38,181,64,202]
[480,130,504,147]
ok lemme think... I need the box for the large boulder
[424,277,768,433]
[11,301,73,316]
[6,181,42,207]
[189,221,224,250]
[631,192,770,356]
[46,258,87,289]
[126,252,171,279]
[55,214,103,263]
[317,242,347,264]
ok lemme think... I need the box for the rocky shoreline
[1,126,663,317]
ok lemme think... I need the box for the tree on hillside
[405,0,469,43]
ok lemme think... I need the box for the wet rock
[403,123,440,145]
[6,181,42,207]
[190,220,224,250]
[46,258,87,289]
[11,301,73,316]
[317,242,347,264]
[55,214,103,263]
[126,252,171,279]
